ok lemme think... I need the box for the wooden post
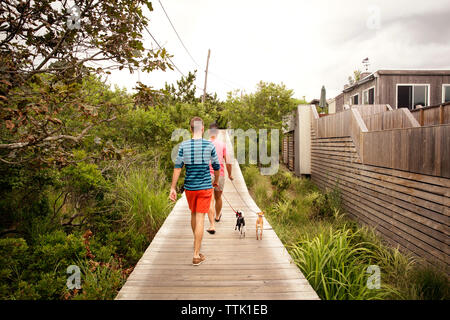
[419,108,424,126]
[202,49,211,104]
[439,105,444,125]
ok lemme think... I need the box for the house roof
[342,69,450,93]
[343,73,375,92]
[376,69,450,76]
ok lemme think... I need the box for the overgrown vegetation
[0,36,301,300]
[4,0,445,301]
[243,166,449,300]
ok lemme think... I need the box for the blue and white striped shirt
[175,139,220,191]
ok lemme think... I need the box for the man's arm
[224,145,233,180]
[213,168,220,187]
[211,145,221,186]
[170,143,184,202]
[170,168,182,202]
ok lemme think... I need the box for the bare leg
[193,212,206,258]
[191,211,196,234]
[214,190,223,220]
[207,197,215,231]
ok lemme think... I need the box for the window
[351,93,359,105]
[396,84,429,109]
[443,85,450,103]
[362,87,375,104]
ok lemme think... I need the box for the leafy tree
[223,81,297,130]
[348,69,361,85]
[162,71,200,105]
[0,0,171,164]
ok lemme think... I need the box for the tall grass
[242,165,449,300]
[289,227,394,300]
[116,167,171,239]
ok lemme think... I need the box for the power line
[158,0,200,68]
[208,70,245,90]
[157,0,244,92]
[141,22,185,77]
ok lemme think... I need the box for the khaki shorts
[211,175,225,192]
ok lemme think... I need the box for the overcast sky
[107,0,450,101]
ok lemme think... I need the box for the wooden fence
[362,108,420,131]
[282,132,295,171]
[410,103,450,126]
[310,105,450,268]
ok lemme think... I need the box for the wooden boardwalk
[116,131,319,300]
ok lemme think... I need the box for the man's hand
[169,187,177,202]
[170,168,182,202]
[228,174,234,181]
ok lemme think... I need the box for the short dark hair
[190,116,203,132]
[209,122,219,130]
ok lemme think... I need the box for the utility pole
[202,49,211,103]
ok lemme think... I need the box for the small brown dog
[256,211,264,240]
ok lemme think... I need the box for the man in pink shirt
[206,123,233,234]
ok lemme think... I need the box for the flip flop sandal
[206,229,216,234]
[193,253,206,266]
[215,213,222,222]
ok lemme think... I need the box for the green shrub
[0,238,29,299]
[289,227,393,300]
[254,183,269,208]
[242,165,260,189]
[270,170,293,191]
[71,258,125,300]
[61,162,108,195]
[30,231,86,274]
[304,186,342,220]
[116,167,170,239]
[407,265,449,300]
[0,234,85,300]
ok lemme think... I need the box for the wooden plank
[311,156,450,205]
[311,164,449,232]
[312,146,450,188]
[116,292,320,300]
[311,160,449,224]
[118,284,314,294]
[312,167,449,251]
[313,174,449,266]
[116,130,319,300]
[311,156,449,215]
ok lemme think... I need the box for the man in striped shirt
[170,117,221,266]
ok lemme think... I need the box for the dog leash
[228,178,260,215]
[221,191,238,214]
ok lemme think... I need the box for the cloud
[105,0,450,102]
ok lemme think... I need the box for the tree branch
[0,116,116,150]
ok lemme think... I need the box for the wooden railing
[311,105,450,178]
[309,105,450,268]
[362,108,420,131]
[410,102,450,126]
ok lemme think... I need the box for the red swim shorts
[185,189,213,213]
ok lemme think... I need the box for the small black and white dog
[235,210,246,238]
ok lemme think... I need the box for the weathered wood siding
[362,109,420,131]
[310,107,450,268]
[411,104,450,126]
[378,74,450,108]
[311,131,450,267]
[335,71,450,111]
[362,125,450,178]
[282,132,295,172]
